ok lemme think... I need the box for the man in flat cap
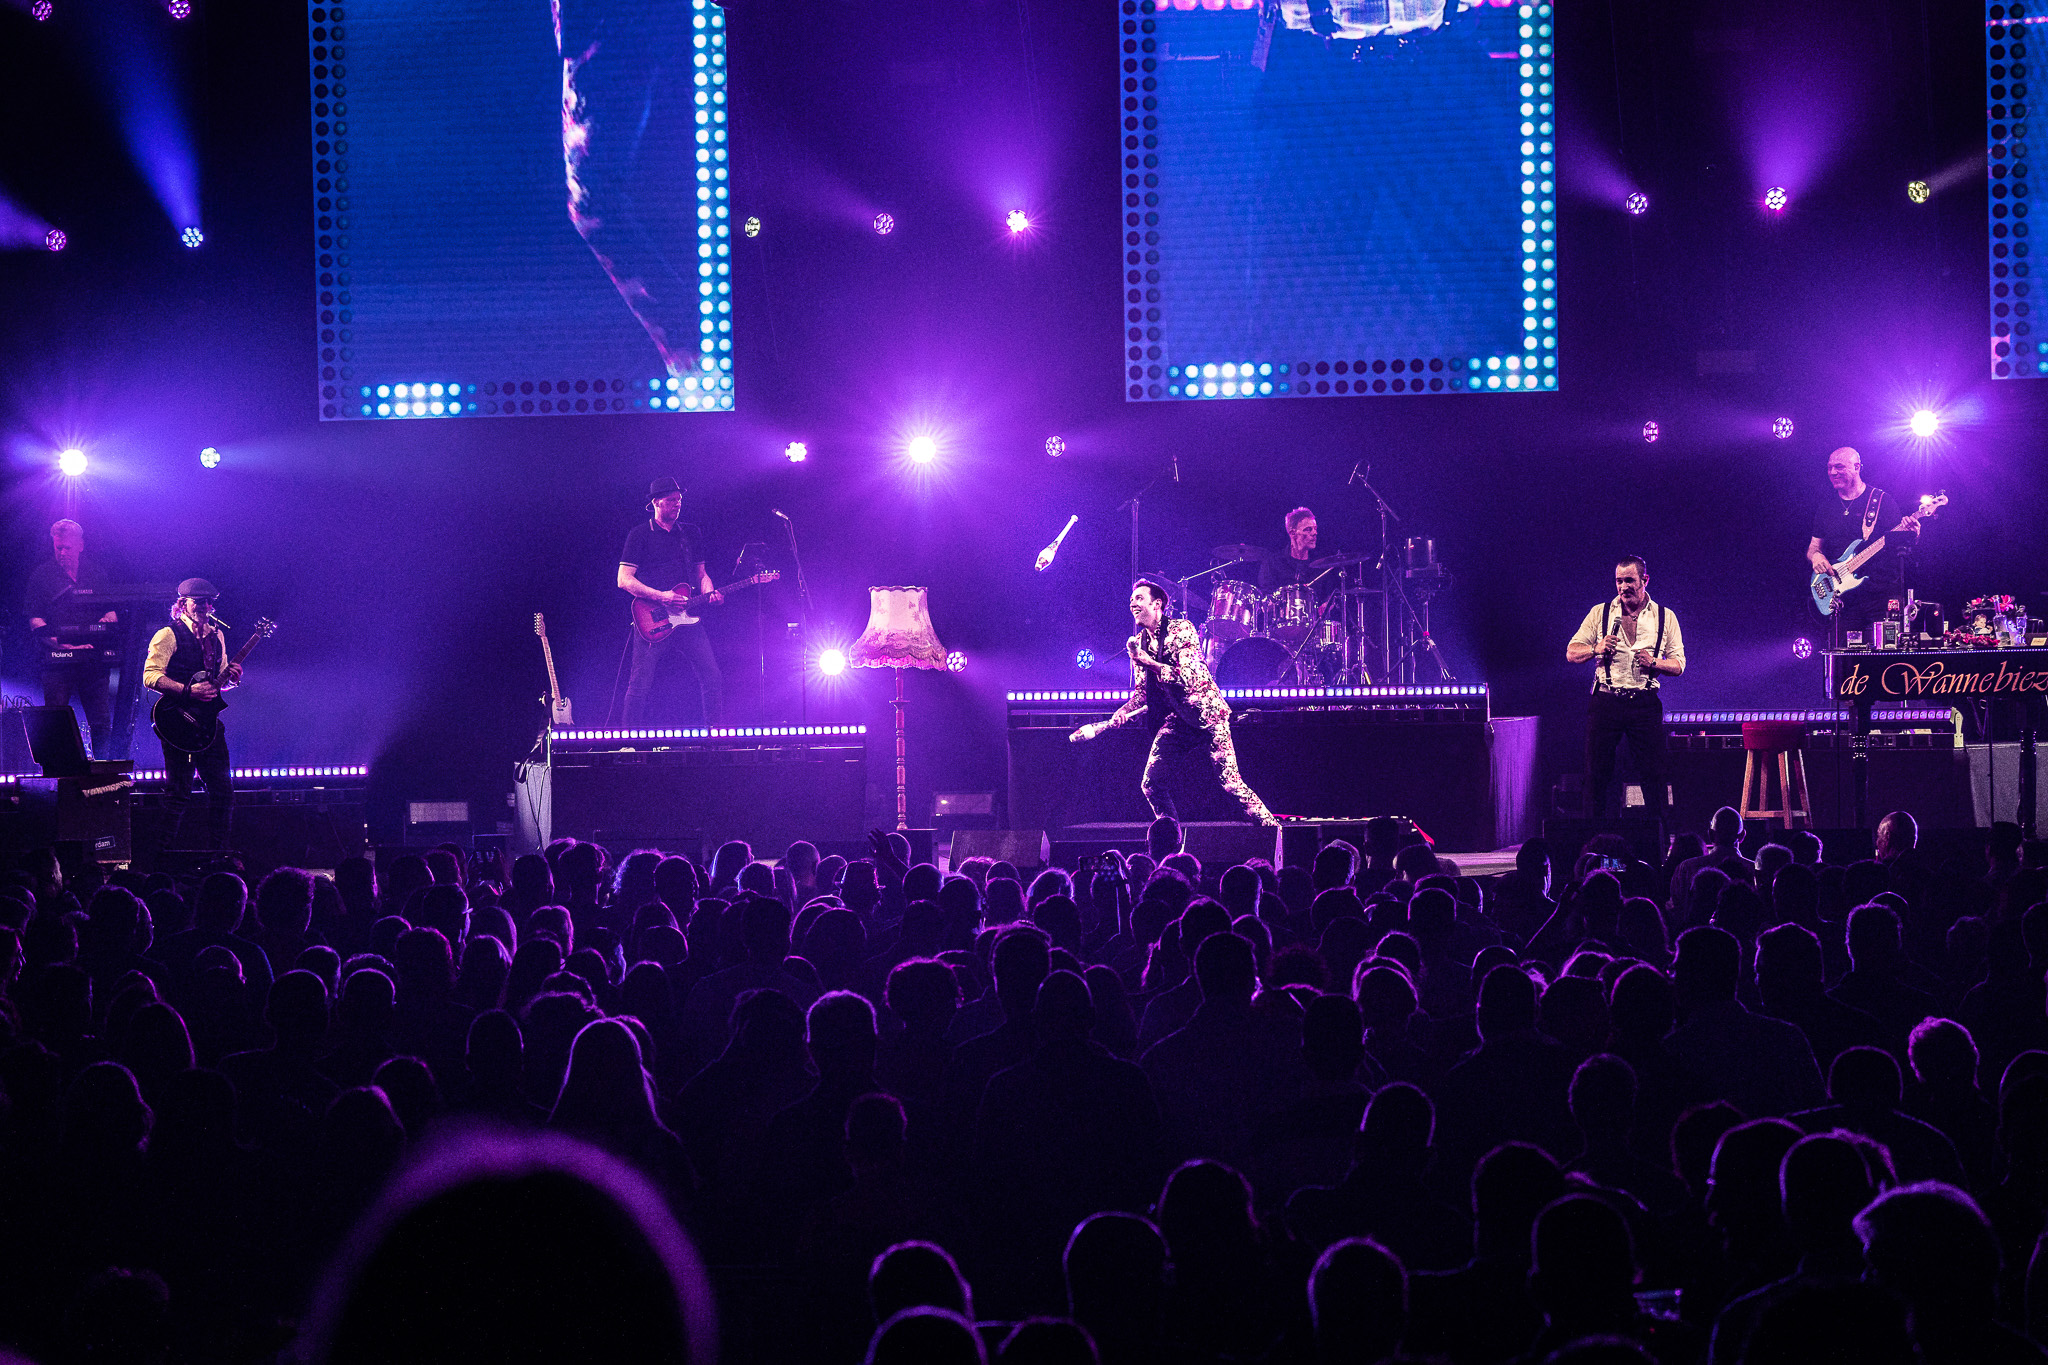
[142,578,241,856]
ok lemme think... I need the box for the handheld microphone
[1035,514,1080,572]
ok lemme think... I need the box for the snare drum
[1269,585,1320,644]
[1206,579,1262,642]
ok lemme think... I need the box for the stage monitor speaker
[1180,823,1284,871]
[948,829,1049,872]
[1542,817,1666,871]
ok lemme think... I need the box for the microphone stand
[778,515,815,724]
[736,543,769,713]
[1116,464,1173,585]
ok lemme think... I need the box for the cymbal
[1211,543,1269,564]
[1311,552,1373,568]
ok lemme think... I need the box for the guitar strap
[1861,489,1883,543]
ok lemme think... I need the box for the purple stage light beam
[0,190,59,250]
[89,0,202,250]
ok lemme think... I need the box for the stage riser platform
[542,744,867,859]
[1009,715,1538,853]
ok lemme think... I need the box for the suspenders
[1597,601,1664,692]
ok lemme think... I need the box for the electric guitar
[151,617,277,753]
[630,569,779,642]
[534,613,573,727]
[1810,493,1947,617]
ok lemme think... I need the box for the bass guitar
[630,569,779,642]
[151,617,277,753]
[1810,493,1946,617]
[534,613,574,727]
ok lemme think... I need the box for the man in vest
[142,578,242,856]
[1566,555,1686,822]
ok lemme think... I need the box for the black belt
[1593,685,1658,698]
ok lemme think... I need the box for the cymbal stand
[1349,465,1401,683]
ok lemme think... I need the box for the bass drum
[1211,635,1304,689]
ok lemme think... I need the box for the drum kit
[1180,545,1383,688]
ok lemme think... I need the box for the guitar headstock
[757,569,782,585]
[534,612,548,638]
[1918,492,1949,517]
[252,617,277,638]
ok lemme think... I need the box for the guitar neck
[223,629,267,672]
[540,636,565,703]
[1841,535,1888,576]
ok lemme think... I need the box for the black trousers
[623,622,723,725]
[163,728,233,851]
[1586,689,1666,820]
[42,662,112,758]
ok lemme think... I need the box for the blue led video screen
[308,0,733,420]
[1119,0,1557,400]
[1988,2,2038,378]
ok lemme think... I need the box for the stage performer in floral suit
[1070,577,1280,826]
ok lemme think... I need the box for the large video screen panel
[308,0,733,420]
[1119,0,1556,400]
[1988,2,2037,378]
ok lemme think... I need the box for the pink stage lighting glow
[1624,192,1650,216]
[907,435,937,465]
[785,441,808,462]
[1772,416,1795,439]
[31,0,52,18]
[1642,420,1660,444]
[1908,409,1940,439]
[872,212,895,236]
[57,449,87,477]
[1006,209,1030,233]
[818,648,848,676]
[1763,186,1789,212]
[1045,435,1065,457]
[1792,637,1813,660]
[945,650,967,673]
[167,0,191,17]
[44,228,66,251]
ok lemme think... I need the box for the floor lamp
[847,586,948,830]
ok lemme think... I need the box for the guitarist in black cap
[142,579,240,854]
[617,476,724,725]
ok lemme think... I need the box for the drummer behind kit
[1193,543,1379,688]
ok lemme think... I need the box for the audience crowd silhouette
[1,806,2046,1363]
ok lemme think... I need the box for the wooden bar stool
[1739,720,1812,829]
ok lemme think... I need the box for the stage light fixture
[785,441,808,462]
[167,0,191,17]
[1075,647,1095,670]
[44,228,66,252]
[819,647,848,676]
[1642,420,1660,444]
[199,446,220,468]
[743,216,761,237]
[1908,409,1939,438]
[945,650,966,673]
[180,226,204,248]
[1907,180,1930,204]
[1624,192,1649,216]
[1772,416,1795,439]
[907,434,937,465]
[1792,637,1813,660]
[1006,209,1030,233]
[1045,435,1065,457]
[31,0,51,18]
[57,449,86,477]
[1763,187,1788,212]
[873,212,895,236]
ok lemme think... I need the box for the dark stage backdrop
[0,0,2033,843]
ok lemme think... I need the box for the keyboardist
[24,518,116,757]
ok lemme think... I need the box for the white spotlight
[57,448,87,477]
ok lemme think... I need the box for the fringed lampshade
[847,586,947,670]
[848,587,948,829]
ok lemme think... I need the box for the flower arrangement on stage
[1947,595,2026,649]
